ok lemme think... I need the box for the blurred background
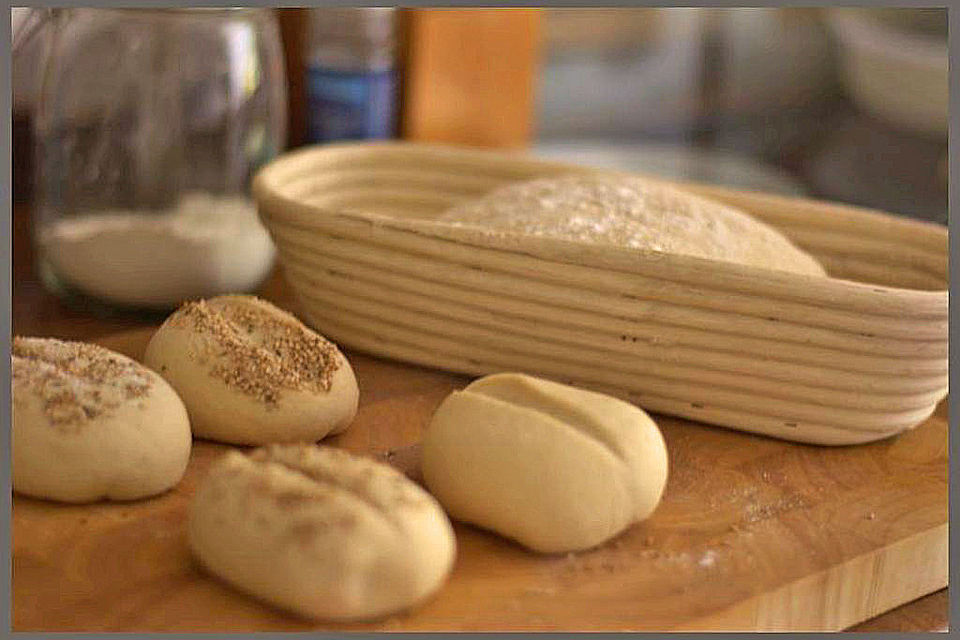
[11,8,948,323]
[13,7,948,224]
[535,7,948,223]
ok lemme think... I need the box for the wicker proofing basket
[253,142,948,446]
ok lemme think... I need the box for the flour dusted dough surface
[144,295,359,445]
[421,373,669,553]
[12,337,192,503]
[440,175,826,276]
[189,444,456,621]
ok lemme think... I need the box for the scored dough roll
[189,444,457,621]
[422,373,669,553]
[12,337,192,503]
[144,295,359,445]
[440,174,826,276]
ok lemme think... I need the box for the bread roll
[189,444,456,621]
[12,337,191,503]
[144,295,359,445]
[421,373,668,553]
[440,174,826,276]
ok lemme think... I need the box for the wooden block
[399,9,542,148]
[10,327,949,631]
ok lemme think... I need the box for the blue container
[306,65,396,142]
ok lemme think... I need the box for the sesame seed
[172,298,342,406]
[12,337,153,431]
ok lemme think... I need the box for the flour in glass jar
[39,192,276,309]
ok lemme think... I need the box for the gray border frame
[4,1,953,638]
[2,2,11,637]
[948,3,956,638]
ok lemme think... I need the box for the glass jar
[32,8,287,313]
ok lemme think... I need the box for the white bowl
[826,8,947,138]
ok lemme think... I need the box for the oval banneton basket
[253,142,948,446]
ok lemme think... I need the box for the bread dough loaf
[189,444,456,621]
[12,337,191,503]
[421,373,668,553]
[440,174,826,276]
[144,295,359,445]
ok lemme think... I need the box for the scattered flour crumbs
[40,192,276,309]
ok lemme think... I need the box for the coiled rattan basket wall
[253,142,948,446]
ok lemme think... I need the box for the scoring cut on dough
[421,372,669,553]
[189,444,457,621]
[440,174,826,276]
[12,336,192,503]
[144,295,359,445]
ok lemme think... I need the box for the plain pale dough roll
[189,444,457,621]
[12,337,192,503]
[421,372,669,553]
[144,295,359,445]
[440,174,827,276]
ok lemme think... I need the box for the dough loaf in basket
[440,174,826,276]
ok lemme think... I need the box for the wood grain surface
[12,326,947,631]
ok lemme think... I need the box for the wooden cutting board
[12,327,947,632]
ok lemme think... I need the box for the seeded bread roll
[440,174,826,276]
[421,373,668,553]
[12,337,192,503]
[189,444,456,621]
[144,295,359,445]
